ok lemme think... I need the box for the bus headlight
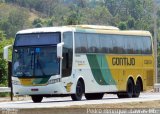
[48,78,60,84]
[12,80,21,85]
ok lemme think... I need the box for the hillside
[0,2,41,37]
[1,0,159,38]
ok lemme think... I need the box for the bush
[0,31,13,86]
[118,22,127,30]
[0,58,7,85]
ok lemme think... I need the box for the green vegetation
[0,0,160,86]
[0,30,13,86]
[1,0,158,33]
[0,0,159,35]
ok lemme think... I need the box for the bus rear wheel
[85,93,104,100]
[133,79,141,98]
[126,79,134,98]
[117,93,127,98]
[117,79,134,98]
[31,95,43,103]
[71,80,84,101]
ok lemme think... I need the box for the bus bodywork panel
[106,55,154,91]
[74,54,154,93]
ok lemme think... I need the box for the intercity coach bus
[4,25,154,103]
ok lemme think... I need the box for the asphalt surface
[0,92,160,109]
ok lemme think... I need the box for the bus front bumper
[13,82,67,96]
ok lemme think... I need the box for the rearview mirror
[57,42,64,59]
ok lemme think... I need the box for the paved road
[0,93,160,109]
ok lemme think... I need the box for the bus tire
[117,79,134,98]
[117,93,127,98]
[85,93,104,100]
[71,80,84,101]
[31,95,43,103]
[133,79,141,98]
[125,78,134,98]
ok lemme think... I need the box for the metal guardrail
[0,87,13,101]
[0,87,11,93]
[154,83,160,92]
[157,68,160,83]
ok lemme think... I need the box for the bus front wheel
[71,80,84,101]
[31,95,43,103]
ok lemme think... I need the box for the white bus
[4,25,154,103]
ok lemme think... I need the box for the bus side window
[143,37,152,54]
[126,36,135,54]
[62,32,73,77]
[112,38,117,54]
[147,37,152,54]
[87,33,100,53]
[117,36,125,54]
[75,33,87,53]
[99,34,109,53]
[134,37,142,54]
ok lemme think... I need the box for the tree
[7,9,29,37]
[81,6,112,25]
[118,22,127,30]
[66,5,82,25]
[32,18,43,28]
[127,17,135,29]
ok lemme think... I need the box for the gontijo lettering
[112,57,135,66]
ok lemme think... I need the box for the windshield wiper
[36,55,46,76]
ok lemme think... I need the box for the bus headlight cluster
[12,80,21,85]
[48,78,60,84]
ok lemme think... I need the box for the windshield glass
[13,46,59,77]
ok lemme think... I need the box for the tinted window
[133,37,141,54]
[99,34,113,53]
[62,32,73,77]
[112,36,117,53]
[15,32,60,46]
[123,37,128,54]
[113,35,125,54]
[75,32,152,55]
[75,33,87,53]
[143,37,152,54]
[126,36,135,54]
[87,33,100,53]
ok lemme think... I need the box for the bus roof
[17,25,151,37]
[17,26,74,34]
[70,25,151,37]
[95,30,152,37]
[68,25,119,30]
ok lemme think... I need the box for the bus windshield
[13,46,60,77]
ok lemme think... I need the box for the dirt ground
[1,100,160,114]
[69,100,160,108]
